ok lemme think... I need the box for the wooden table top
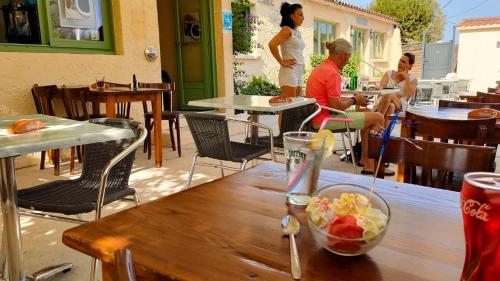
[404,105,500,127]
[62,163,464,281]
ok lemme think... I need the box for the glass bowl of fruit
[306,183,390,256]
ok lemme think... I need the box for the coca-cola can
[460,172,500,281]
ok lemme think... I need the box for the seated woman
[375,53,418,124]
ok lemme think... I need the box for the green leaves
[240,76,281,96]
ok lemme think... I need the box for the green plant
[240,76,281,96]
[309,53,327,68]
[341,53,360,77]
[231,0,263,54]
[233,61,248,94]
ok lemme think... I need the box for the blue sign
[223,11,232,32]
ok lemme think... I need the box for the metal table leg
[0,157,26,281]
[248,111,259,144]
[0,157,72,281]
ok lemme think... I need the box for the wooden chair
[438,99,500,111]
[89,82,132,119]
[61,86,91,174]
[487,87,497,93]
[31,84,61,175]
[367,133,495,190]
[467,92,500,103]
[138,82,181,158]
[114,249,136,281]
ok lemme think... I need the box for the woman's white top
[280,26,305,65]
[386,70,416,97]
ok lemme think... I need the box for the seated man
[306,38,392,175]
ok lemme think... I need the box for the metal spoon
[281,215,301,280]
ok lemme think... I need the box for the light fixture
[350,26,355,37]
[369,29,375,38]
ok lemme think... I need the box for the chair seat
[229,141,270,162]
[144,111,180,119]
[246,135,284,148]
[18,179,135,215]
[196,141,269,162]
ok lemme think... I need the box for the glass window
[352,28,365,56]
[372,32,385,59]
[0,0,114,53]
[0,0,42,44]
[313,20,336,55]
[313,21,318,55]
[48,0,103,42]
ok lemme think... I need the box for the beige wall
[457,26,500,92]
[236,0,401,86]
[0,0,161,166]
[0,0,161,118]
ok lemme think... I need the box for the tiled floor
[0,113,406,280]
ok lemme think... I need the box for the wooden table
[63,162,464,281]
[0,114,133,281]
[87,87,164,167]
[400,105,500,143]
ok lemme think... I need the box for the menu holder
[467,108,499,119]
[269,96,292,104]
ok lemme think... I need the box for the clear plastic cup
[284,131,326,206]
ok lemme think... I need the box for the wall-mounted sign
[356,17,368,26]
[223,11,232,32]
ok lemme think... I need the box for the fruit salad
[306,193,388,252]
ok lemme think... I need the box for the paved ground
[0,113,415,281]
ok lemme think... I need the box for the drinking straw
[288,133,328,193]
[287,158,311,192]
[369,112,401,195]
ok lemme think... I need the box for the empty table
[0,114,133,281]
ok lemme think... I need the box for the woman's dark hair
[403,52,415,65]
[280,2,302,28]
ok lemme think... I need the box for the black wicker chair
[245,104,317,149]
[185,113,275,188]
[16,118,147,281]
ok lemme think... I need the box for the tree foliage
[369,0,445,43]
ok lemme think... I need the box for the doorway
[157,0,217,110]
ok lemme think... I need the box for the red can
[460,172,500,281]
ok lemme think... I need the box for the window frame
[371,31,385,59]
[313,19,336,55]
[0,0,115,54]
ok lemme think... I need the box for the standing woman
[268,2,305,97]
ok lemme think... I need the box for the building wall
[457,27,500,92]
[235,0,401,88]
[0,0,162,118]
[0,0,161,166]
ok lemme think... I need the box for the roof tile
[457,17,500,27]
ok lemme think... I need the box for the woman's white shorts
[278,64,304,87]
